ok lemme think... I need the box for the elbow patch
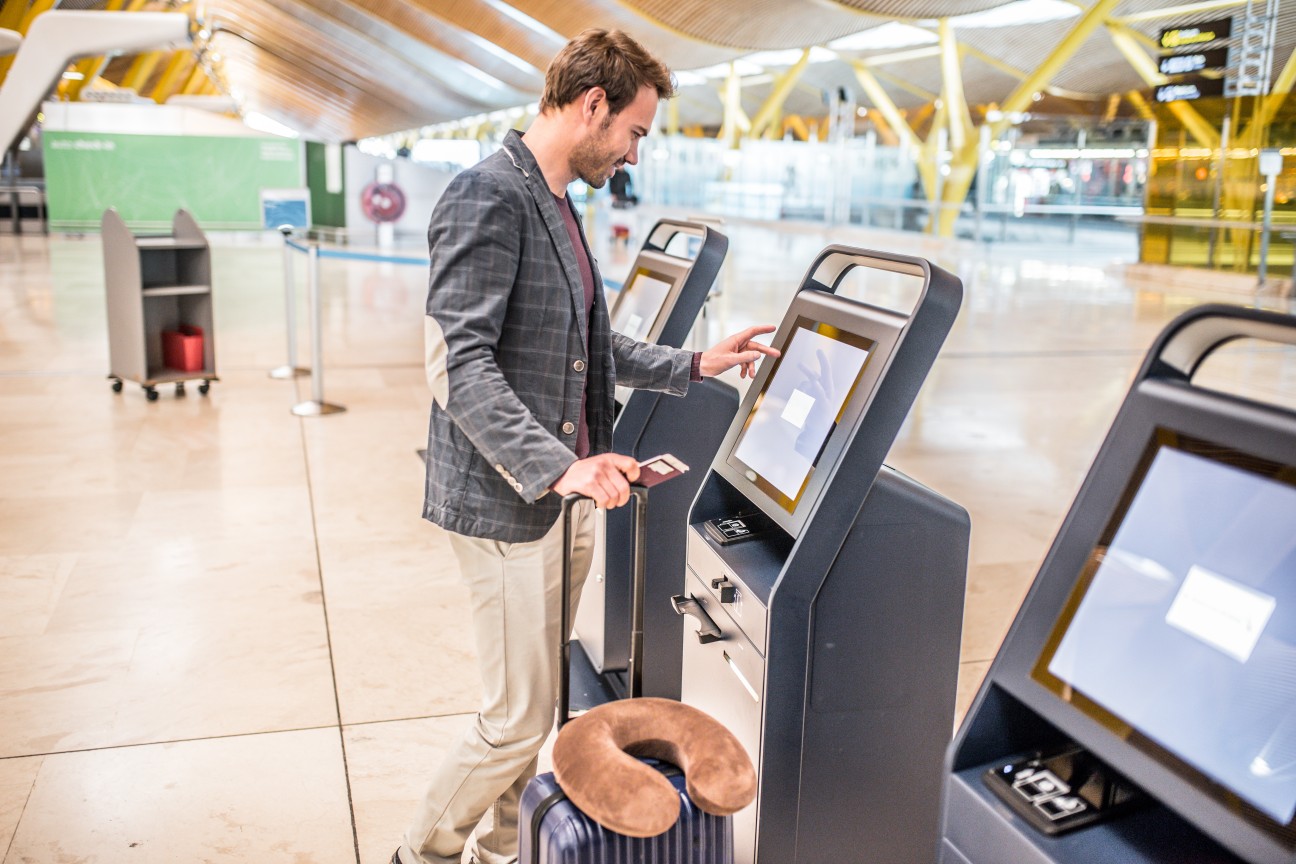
[424,316,450,408]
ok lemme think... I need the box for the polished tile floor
[1,206,1294,863]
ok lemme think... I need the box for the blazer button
[573,359,585,372]
[562,421,575,435]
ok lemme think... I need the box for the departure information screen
[610,268,674,342]
[729,318,874,512]
[1034,431,1296,828]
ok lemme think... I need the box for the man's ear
[580,87,607,125]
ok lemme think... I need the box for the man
[398,29,778,864]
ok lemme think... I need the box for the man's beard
[569,115,619,188]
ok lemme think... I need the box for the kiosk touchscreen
[943,306,1296,864]
[677,246,968,864]
[609,265,680,344]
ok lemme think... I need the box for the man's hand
[700,325,780,379]
[552,453,641,509]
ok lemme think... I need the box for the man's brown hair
[540,29,676,115]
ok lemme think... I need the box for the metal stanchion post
[269,225,309,379]
[292,242,346,416]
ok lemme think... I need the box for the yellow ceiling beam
[850,61,916,151]
[151,50,195,103]
[748,48,811,140]
[121,50,164,93]
[1107,21,1219,148]
[181,62,207,95]
[991,0,1121,138]
[0,0,29,32]
[1124,89,1158,122]
[0,0,53,84]
[869,67,938,102]
[62,56,109,101]
[1250,46,1296,132]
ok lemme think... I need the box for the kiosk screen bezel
[714,291,905,536]
[608,254,692,345]
[608,252,694,407]
[1031,427,1296,846]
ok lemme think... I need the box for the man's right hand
[552,454,641,509]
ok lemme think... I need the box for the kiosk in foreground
[942,305,1296,864]
[676,246,968,863]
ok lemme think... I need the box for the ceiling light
[476,0,565,43]
[243,111,300,138]
[742,47,836,67]
[685,59,765,79]
[828,22,937,52]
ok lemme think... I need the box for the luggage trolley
[676,246,969,863]
[942,305,1296,864]
[572,219,740,705]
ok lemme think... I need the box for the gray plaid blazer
[422,130,693,543]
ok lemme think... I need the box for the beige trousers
[400,500,595,864]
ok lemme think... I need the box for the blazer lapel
[502,133,589,353]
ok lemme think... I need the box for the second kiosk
[675,246,970,863]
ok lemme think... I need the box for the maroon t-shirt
[554,193,596,458]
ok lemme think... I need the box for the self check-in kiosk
[572,219,739,703]
[942,305,1296,864]
[675,246,968,863]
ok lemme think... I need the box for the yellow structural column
[121,52,165,94]
[937,19,973,151]
[748,48,811,140]
[850,61,915,151]
[717,62,749,149]
[151,51,196,103]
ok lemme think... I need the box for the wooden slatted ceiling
[617,0,885,51]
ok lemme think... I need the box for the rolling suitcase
[518,489,735,864]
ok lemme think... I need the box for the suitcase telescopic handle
[1141,303,1296,385]
[559,487,649,728]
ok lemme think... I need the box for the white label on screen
[732,327,870,501]
[612,274,673,341]
[1165,565,1276,663]
[780,389,815,429]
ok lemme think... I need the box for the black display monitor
[1033,428,1296,843]
[713,288,906,536]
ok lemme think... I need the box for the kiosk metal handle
[671,594,723,644]
[796,244,961,326]
[1143,303,1296,383]
[644,218,713,260]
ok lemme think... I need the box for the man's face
[569,85,658,188]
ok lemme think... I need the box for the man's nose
[625,139,640,166]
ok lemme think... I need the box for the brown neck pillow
[552,697,757,838]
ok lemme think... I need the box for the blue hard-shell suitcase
[518,761,733,864]
[520,492,734,864]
